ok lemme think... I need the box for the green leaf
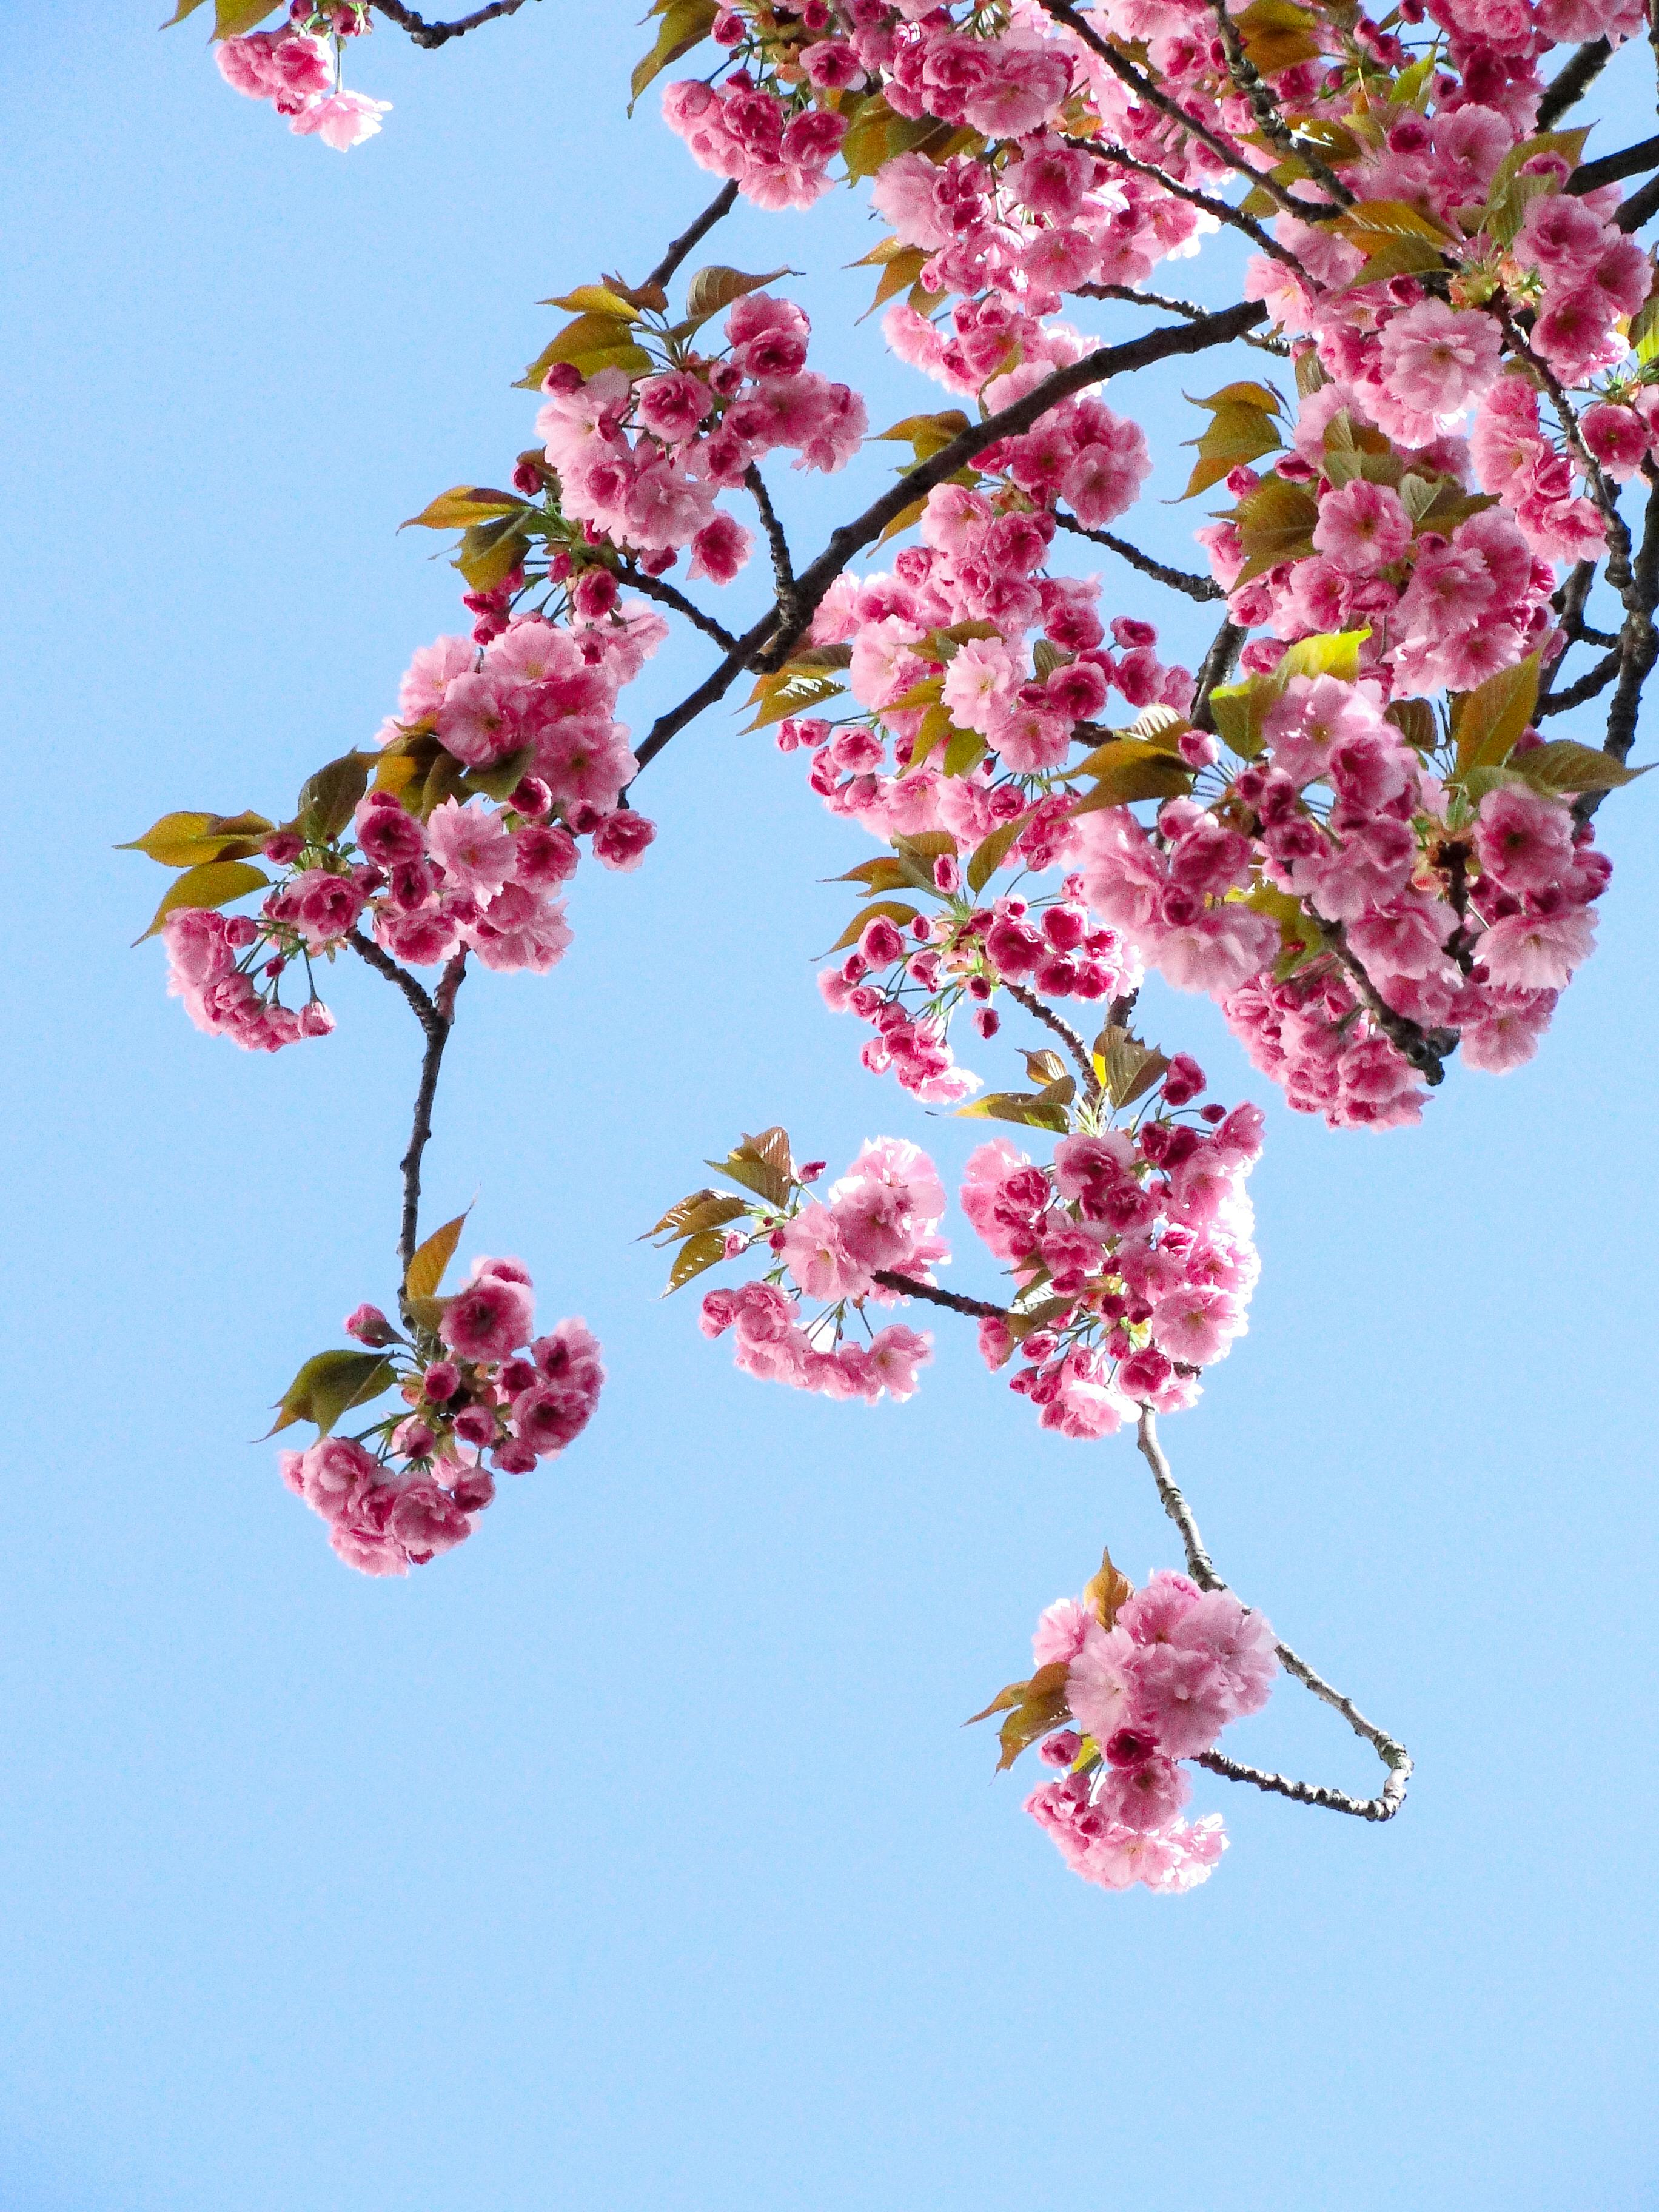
[405,1213,468,1302]
[460,745,537,803]
[540,284,643,320]
[822,899,922,954]
[213,0,281,35]
[1452,653,1541,776]
[401,486,525,532]
[1092,1027,1170,1108]
[682,264,793,328]
[1067,740,1193,812]
[457,517,532,592]
[965,1659,1072,1772]
[1180,392,1284,500]
[1229,473,1319,583]
[267,1349,397,1439]
[295,752,374,845]
[966,814,1029,896]
[1278,627,1371,685]
[1507,740,1652,796]
[118,809,273,868]
[873,409,973,461]
[1235,0,1321,73]
[136,859,269,943]
[1631,292,1659,370]
[629,0,719,110]
[958,1077,1075,1134]
[159,0,210,23]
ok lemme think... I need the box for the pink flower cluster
[663,73,848,210]
[215,10,389,150]
[1020,1567,1277,1894]
[281,1259,603,1577]
[698,1138,945,1400]
[817,877,1140,1105]
[536,292,865,581]
[164,906,338,1052]
[964,1076,1264,1436]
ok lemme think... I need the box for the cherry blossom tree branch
[397,952,467,1287]
[1003,980,1101,1098]
[745,462,799,633]
[629,301,1267,773]
[616,565,742,654]
[1079,281,1291,354]
[1191,617,1244,730]
[1615,170,1659,231]
[1535,34,1612,126]
[1038,0,1331,221]
[1326,926,1452,1086]
[1061,134,1301,267]
[1053,510,1226,600]
[1204,0,1353,210]
[645,179,741,291]
[347,924,437,1029]
[1569,131,1659,193]
[368,0,528,46]
[1136,1410,1412,1822]
[871,1270,1009,1319]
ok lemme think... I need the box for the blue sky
[2,7,1656,2208]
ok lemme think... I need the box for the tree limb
[369,0,528,47]
[646,179,740,292]
[1569,130,1659,194]
[1061,133,1301,268]
[1003,980,1101,1098]
[1054,511,1225,600]
[617,565,742,654]
[1535,34,1612,128]
[871,1270,1010,1319]
[1136,1410,1412,1823]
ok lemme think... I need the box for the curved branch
[1054,511,1225,600]
[347,926,437,1033]
[617,565,742,654]
[398,952,468,1287]
[1136,1410,1412,1823]
[745,463,798,634]
[1061,133,1299,268]
[369,0,527,46]
[1569,131,1659,195]
[1205,0,1353,210]
[1079,281,1292,353]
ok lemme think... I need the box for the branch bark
[369,0,528,47]
[1136,1410,1412,1823]
[1054,511,1225,600]
[871,1270,1010,1320]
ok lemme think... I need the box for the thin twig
[1079,282,1291,354]
[646,179,740,292]
[1191,618,1244,732]
[1538,644,1624,715]
[369,0,527,47]
[1054,511,1224,600]
[617,565,742,654]
[1326,925,1451,1086]
[1039,0,1330,221]
[347,927,437,1031]
[871,1270,1009,1320]
[1061,134,1300,268]
[1004,980,1100,1098]
[398,952,468,1287]
[1136,1409,1412,1823]
[1616,171,1659,232]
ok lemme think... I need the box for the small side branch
[1136,1410,1412,1823]
[1061,133,1299,269]
[369,0,527,46]
[1079,281,1291,354]
[1054,511,1225,600]
[398,952,468,1285]
[1191,618,1244,731]
[646,179,740,292]
[1004,980,1101,1098]
[1570,131,1659,195]
[617,565,742,654]
[745,463,799,634]
[871,1270,1009,1320]
[1327,925,1452,1086]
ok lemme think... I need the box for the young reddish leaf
[682,264,794,327]
[665,1228,729,1295]
[1082,1546,1135,1630]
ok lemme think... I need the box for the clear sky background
[2,7,1656,2208]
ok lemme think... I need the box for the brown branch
[1136,1409,1412,1823]
[646,179,740,292]
[369,0,527,47]
[1538,643,1623,716]
[1039,0,1329,222]
[1054,511,1225,600]
[617,565,742,654]
[871,1270,1010,1319]
[1569,132,1659,194]
[1003,980,1100,1098]
[397,951,468,1289]
[1191,617,1244,732]
[745,462,798,634]
[1536,35,1612,127]
[1616,171,1659,232]
[347,925,437,1031]
[1061,134,1299,268]
[1326,925,1452,1086]
[629,300,1267,776]
[1079,281,1291,353]
[1205,0,1353,210]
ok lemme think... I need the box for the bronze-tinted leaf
[665,1229,729,1295]
[267,1349,397,1439]
[405,1213,468,1302]
[136,859,269,943]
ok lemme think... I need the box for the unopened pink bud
[423,1359,461,1401]
[344,1302,397,1346]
